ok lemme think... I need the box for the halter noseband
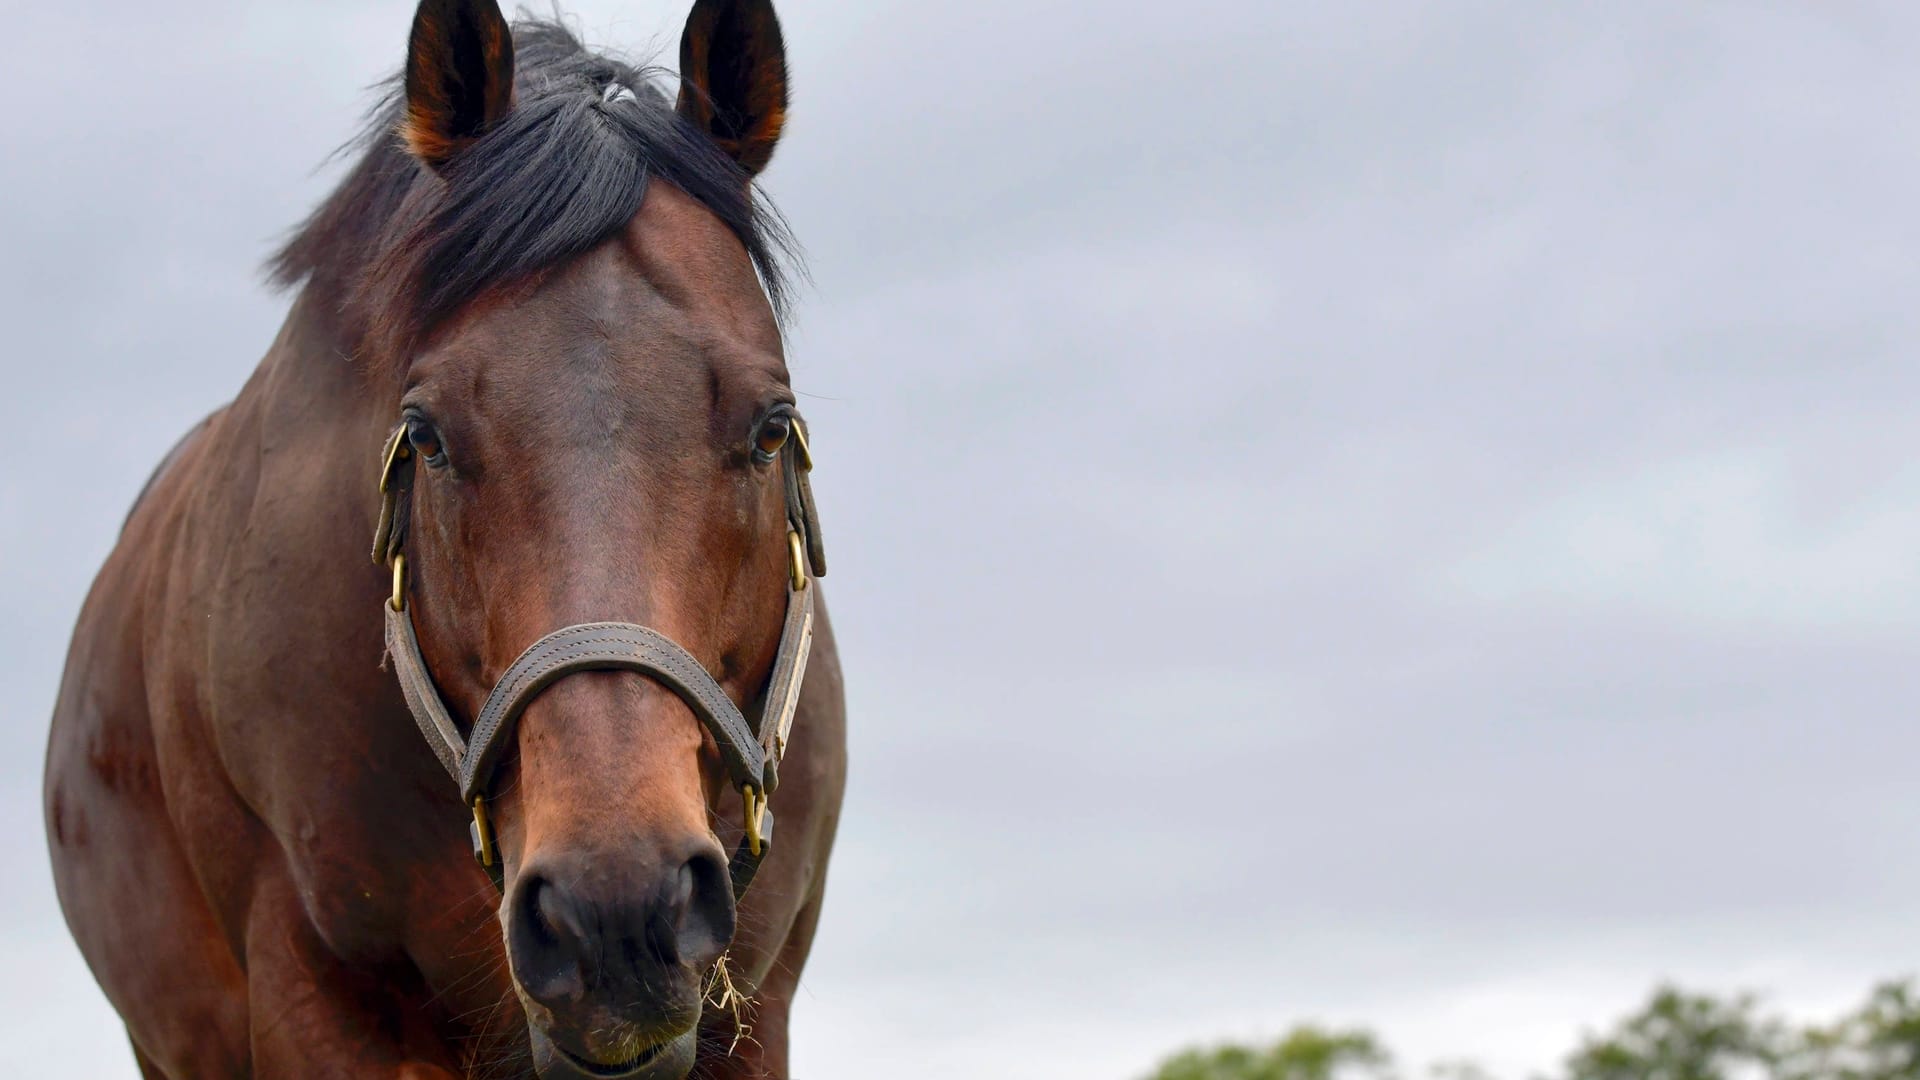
[372,419,826,895]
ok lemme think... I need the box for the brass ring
[786,532,807,592]
[389,555,408,613]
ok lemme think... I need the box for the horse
[42,0,845,1076]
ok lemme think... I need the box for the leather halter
[372,419,825,896]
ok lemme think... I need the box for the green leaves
[1148,1026,1394,1080]
[1142,980,1920,1080]
[1563,986,1782,1080]
[1778,983,1920,1080]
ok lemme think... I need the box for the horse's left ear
[676,0,788,176]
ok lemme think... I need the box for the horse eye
[754,413,792,462]
[405,416,445,465]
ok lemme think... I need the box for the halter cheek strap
[373,420,824,896]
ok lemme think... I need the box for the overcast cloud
[3,1,1918,1076]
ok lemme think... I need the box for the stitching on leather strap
[458,623,763,804]
[384,603,468,779]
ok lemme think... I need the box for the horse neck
[241,286,403,507]
[201,287,405,638]
[167,291,505,969]
[189,288,455,772]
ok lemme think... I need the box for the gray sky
[3,1,1918,1076]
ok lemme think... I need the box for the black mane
[270,19,795,358]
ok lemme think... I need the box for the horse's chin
[528,1023,699,1080]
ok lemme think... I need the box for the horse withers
[42,1,846,1076]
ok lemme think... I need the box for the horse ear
[676,0,789,176]
[401,0,516,171]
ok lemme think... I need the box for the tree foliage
[1141,980,1920,1080]
[1562,986,1781,1080]
[1149,1025,1392,1080]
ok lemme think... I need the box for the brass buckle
[379,426,411,493]
[743,787,767,857]
[790,419,813,473]
[786,531,807,592]
[373,427,412,569]
[471,798,496,868]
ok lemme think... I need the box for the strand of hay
[706,952,758,1056]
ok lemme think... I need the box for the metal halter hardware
[372,418,824,896]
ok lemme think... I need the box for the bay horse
[42,1,845,1076]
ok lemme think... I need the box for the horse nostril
[525,876,563,949]
[643,863,697,967]
[509,870,587,1004]
[674,847,735,972]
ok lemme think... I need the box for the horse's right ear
[401,0,516,171]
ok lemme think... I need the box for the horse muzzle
[508,844,729,1080]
